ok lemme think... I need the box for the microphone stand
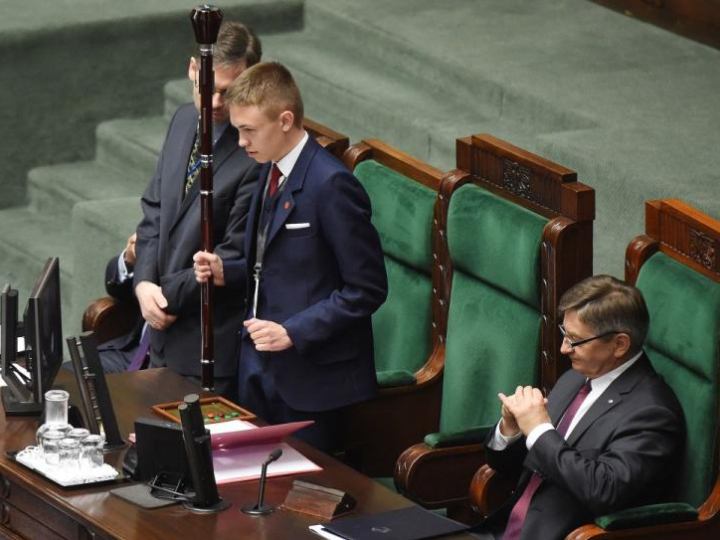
[242,448,283,515]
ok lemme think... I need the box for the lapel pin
[284,201,290,209]
[608,399,614,404]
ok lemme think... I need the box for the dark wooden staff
[190,5,223,391]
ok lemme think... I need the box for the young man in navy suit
[194,62,388,452]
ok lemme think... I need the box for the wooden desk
[0,369,473,539]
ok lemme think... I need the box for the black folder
[321,505,468,540]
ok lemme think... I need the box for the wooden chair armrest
[566,521,709,540]
[82,296,138,345]
[469,464,518,517]
[394,441,486,510]
[342,375,442,477]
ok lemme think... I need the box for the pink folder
[207,420,322,485]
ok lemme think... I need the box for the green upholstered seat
[354,159,437,388]
[635,252,720,508]
[427,183,547,445]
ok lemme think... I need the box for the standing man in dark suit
[472,275,685,540]
[194,62,388,452]
[134,22,262,399]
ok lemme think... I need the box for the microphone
[242,448,283,515]
[266,448,283,465]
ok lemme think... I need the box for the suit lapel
[166,117,197,229]
[565,355,653,446]
[212,125,237,171]
[264,137,319,248]
[171,125,239,232]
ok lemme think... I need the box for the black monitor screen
[1,284,20,386]
[25,258,63,400]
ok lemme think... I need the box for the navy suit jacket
[224,136,388,412]
[479,354,685,540]
[134,103,261,378]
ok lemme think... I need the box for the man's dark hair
[559,275,650,355]
[194,21,262,68]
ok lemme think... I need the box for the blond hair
[559,275,649,355]
[225,61,304,126]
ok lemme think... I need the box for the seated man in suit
[133,22,262,400]
[193,62,388,452]
[472,275,685,540]
[97,233,147,373]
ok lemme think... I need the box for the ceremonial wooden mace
[190,4,222,391]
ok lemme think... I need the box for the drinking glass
[41,430,65,466]
[68,428,90,443]
[36,421,73,448]
[59,438,81,471]
[80,434,104,469]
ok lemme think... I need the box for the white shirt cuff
[117,250,133,282]
[487,422,523,451]
[526,423,555,450]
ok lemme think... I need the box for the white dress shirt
[272,130,309,187]
[116,250,133,283]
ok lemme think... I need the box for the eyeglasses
[558,324,620,350]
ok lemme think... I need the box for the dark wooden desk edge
[0,369,475,539]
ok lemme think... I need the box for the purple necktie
[127,330,151,372]
[503,380,592,540]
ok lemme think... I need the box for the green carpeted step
[27,161,142,218]
[534,127,720,276]
[96,117,169,182]
[0,207,73,318]
[164,79,191,120]
[274,29,533,169]
[302,0,596,136]
[0,0,304,208]
[298,0,720,277]
[67,197,144,336]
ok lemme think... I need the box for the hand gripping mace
[190,5,222,391]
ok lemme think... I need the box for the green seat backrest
[354,160,436,378]
[636,252,720,507]
[440,184,547,433]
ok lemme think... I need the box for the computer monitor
[1,283,19,374]
[1,258,63,416]
[26,257,64,401]
[1,283,30,410]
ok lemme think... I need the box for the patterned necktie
[268,163,282,197]
[502,380,592,540]
[184,126,201,197]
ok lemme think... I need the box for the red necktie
[268,163,281,197]
[502,380,592,540]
